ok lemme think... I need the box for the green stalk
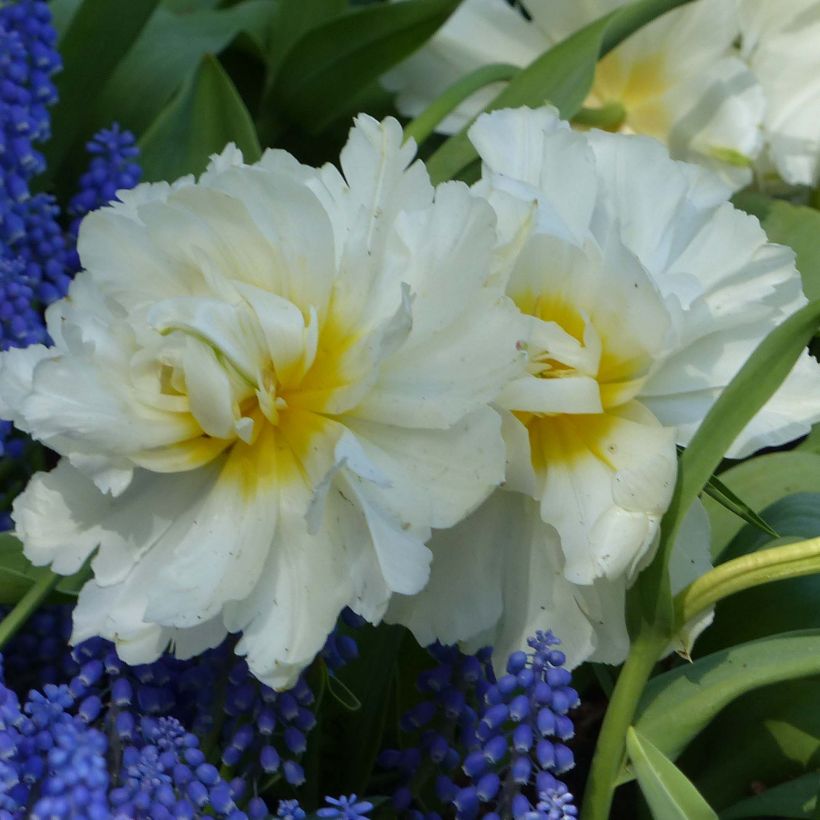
[675,536,820,628]
[572,101,626,131]
[403,63,520,148]
[0,569,61,649]
[581,630,665,820]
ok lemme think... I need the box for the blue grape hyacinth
[380,631,579,819]
[0,605,368,817]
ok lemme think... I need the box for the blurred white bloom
[0,116,525,689]
[739,0,820,185]
[385,0,764,189]
[389,107,820,667]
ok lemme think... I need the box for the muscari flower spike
[0,605,366,817]
[380,631,578,819]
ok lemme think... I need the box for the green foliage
[681,677,820,811]
[703,473,778,540]
[0,533,87,605]
[45,0,160,176]
[721,772,820,819]
[626,727,718,819]
[92,2,274,137]
[704,451,820,560]
[139,55,261,182]
[267,0,461,134]
[634,631,820,765]
[314,624,406,798]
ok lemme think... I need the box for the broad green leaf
[798,422,820,454]
[49,0,83,37]
[270,0,461,133]
[46,0,160,174]
[704,452,820,560]
[634,630,820,765]
[0,532,45,604]
[426,0,694,183]
[627,727,718,820]
[0,533,86,604]
[733,192,820,301]
[265,0,348,79]
[681,677,820,810]
[92,2,273,137]
[318,624,406,797]
[162,0,221,11]
[722,494,820,562]
[721,772,820,819]
[138,55,261,183]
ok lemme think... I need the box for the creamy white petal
[343,406,506,529]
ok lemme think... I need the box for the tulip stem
[675,536,820,629]
[403,63,520,148]
[581,629,665,820]
[0,569,61,649]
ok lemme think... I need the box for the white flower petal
[343,406,507,529]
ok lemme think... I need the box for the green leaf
[0,533,86,604]
[138,55,261,183]
[704,451,820,560]
[426,0,694,183]
[318,624,406,797]
[0,532,45,603]
[733,192,820,301]
[265,0,348,79]
[45,0,160,174]
[50,0,83,38]
[798,423,820,454]
[627,727,718,819]
[270,0,461,133]
[721,772,820,819]
[92,2,273,137]
[680,677,820,811]
[634,630,820,765]
[703,473,778,540]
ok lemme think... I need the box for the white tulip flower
[385,0,764,190]
[0,116,526,689]
[739,0,820,186]
[389,108,820,668]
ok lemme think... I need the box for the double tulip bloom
[1,108,818,688]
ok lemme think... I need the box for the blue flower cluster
[274,794,373,819]
[0,0,61,352]
[67,123,141,242]
[0,605,369,817]
[379,631,579,819]
[0,0,142,520]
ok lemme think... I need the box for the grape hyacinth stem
[0,569,60,649]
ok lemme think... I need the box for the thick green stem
[0,569,61,649]
[582,630,665,820]
[675,536,820,629]
[402,63,519,148]
[572,101,626,131]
